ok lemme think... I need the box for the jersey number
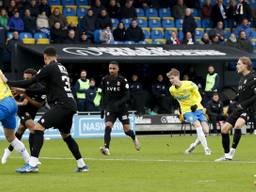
[62,75,71,92]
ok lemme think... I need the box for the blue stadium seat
[111,18,119,28]
[149,17,161,28]
[165,28,178,40]
[34,32,48,40]
[159,8,171,17]
[19,32,33,40]
[62,0,75,6]
[175,19,183,28]
[76,0,89,6]
[145,8,158,17]
[136,8,145,17]
[252,31,256,38]
[151,28,164,39]
[251,38,256,49]
[137,17,148,27]
[77,7,87,18]
[225,31,231,39]
[194,17,201,28]
[48,0,61,5]
[202,19,212,28]
[162,17,175,28]
[178,30,184,40]
[94,30,101,44]
[192,9,200,17]
[121,18,131,28]
[63,7,76,16]
[7,32,13,39]
[124,41,134,44]
[142,28,150,39]
[195,28,204,40]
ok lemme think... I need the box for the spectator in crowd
[6,31,21,58]
[7,0,18,17]
[211,0,227,27]
[200,32,211,44]
[237,30,253,53]
[50,21,67,43]
[67,21,79,35]
[36,11,49,34]
[182,8,197,38]
[119,0,137,19]
[85,78,101,111]
[39,0,51,17]
[227,0,238,28]
[209,21,225,42]
[80,32,91,44]
[184,0,200,10]
[151,74,172,114]
[211,34,221,44]
[130,74,145,115]
[8,10,24,32]
[78,9,96,41]
[113,22,126,42]
[107,0,119,18]
[182,32,195,45]
[73,69,90,112]
[100,25,114,44]
[125,19,144,42]
[95,9,112,29]
[236,0,252,23]
[234,18,254,39]
[23,9,36,34]
[64,29,79,44]
[134,0,151,8]
[206,92,225,134]
[201,0,212,19]
[226,33,238,48]
[92,0,106,16]
[166,31,181,45]
[27,0,40,18]
[0,8,9,30]
[49,7,67,29]
[172,0,187,19]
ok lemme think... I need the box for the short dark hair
[44,47,57,57]
[24,68,37,76]
[109,61,119,66]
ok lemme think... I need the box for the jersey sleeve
[189,82,202,101]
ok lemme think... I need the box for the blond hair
[239,56,252,71]
[166,68,180,78]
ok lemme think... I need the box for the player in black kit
[100,61,140,155]
[1,68,46,164]
[7,47,88,173]
[215,57,256,161]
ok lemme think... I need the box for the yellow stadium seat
[23,38,35,44]
[144,38,152,44]
[153,38,166,44]
[37,38,50,44]
[66,16,78,26]
[51,5,63,13]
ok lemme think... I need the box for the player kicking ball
[167,68,211,155]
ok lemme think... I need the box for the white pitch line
[9,156,256,164]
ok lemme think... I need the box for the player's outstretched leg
[100,126,112,155]
[123,124,141,151]
[185,138,200,154]
[229,129,242,160]
[194,121,211,155]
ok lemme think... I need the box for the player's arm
[190,82,202,102]
[16,95,29,106]
[238,78,256,109]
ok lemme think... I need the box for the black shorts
[226,110,250,127]
[18,107,37,126]
[38,105,75,134]
[105,111,130,125]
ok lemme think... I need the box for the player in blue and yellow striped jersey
[167,68,211,155]
[0,70,30,166]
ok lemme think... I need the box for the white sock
[196,126,209,151]
[29,156,39,167]
[11,138,30,163]
[77,158,86,168]
[193,137,201,147]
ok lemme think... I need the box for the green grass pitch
[1,135,256,192]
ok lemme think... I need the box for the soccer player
[7,47,88,173]
[215,57,256,161]
[100,61,140,155]
[0,70,30,166]
[167,68,211,155]
[1,68,46,164]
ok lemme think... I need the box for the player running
[167,68,211,155]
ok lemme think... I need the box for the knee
[221,126,230,134]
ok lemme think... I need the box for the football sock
[63,135,82,160]
[196,126,208,150]
[104,126,112,149]
[232,129,242,149]
[11,138,30,163]
[8,132,23,151]
[30,130,44,158]
[125,130,136,140]
[192,137,201,147]
[29,132,34,154]
[221,133,230,153]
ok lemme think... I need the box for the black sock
[221,133,230,153]
[104,127,112,149]
[8,132,23,151]
[31,130,44,158]
[232,129,242,149]
[125,130,136,140]
[29,132,34,154]
[63,135,82,160]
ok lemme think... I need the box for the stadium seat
[252,31,256,38]
[137,17,148,28]
[19,32,33,40]
[159,8,171,17]
[194,17,201,28]
[162,17,175,28]
[251,38,256,49]
[66,16,78,26]
[192,9,200,17]
[165,28,178,39]
[151,28,164,39]
[23,38,35,44]
[202,19,212,28]
[195,28,204,40]
[111,18,119,28]
[77,7,87,18]
[7,32,13,39]
[145,8,158,17]
[144,38,152,44]
[149,17,161,28]
[153,39,166,45]
[37,38,50,44]
[142,27,150,39]
[76,0,89,6]
[124,41,134,44]
[225,31,231,39]
[121,18,131,28]
[34,32,48,40]
[175,19,183,29]
[136,8,145,17]
[178,30,184,40]
[51,5,63,13]
[48,0,61,5]
[63,7,76,16]
[62,0,75,6]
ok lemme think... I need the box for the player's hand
[100,110,104,119]
[190,104,198,112]
[12,87,26,94]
